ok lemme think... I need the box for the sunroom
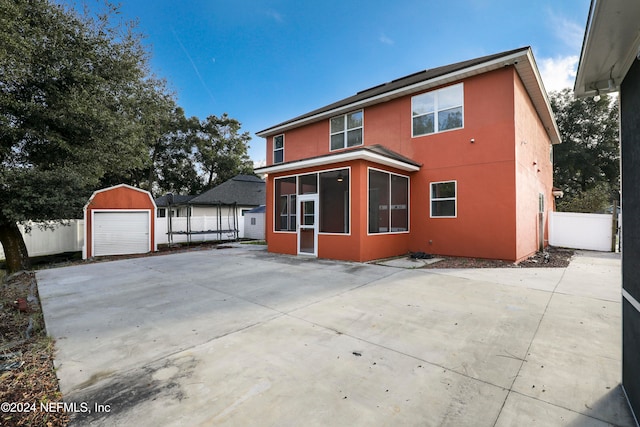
[256,145,421,262]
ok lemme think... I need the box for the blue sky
[64,1,590,164]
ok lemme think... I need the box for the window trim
[411,83,464,138]
[274,175,297,233]
[367,167,410,235]
[430,180,457,218]
[273,134,284,164]
[329,110,364,151]
[318,167,351,235]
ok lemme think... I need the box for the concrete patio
[37,246,634,426]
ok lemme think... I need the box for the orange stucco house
[255,47,561,263]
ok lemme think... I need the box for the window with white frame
[330,110,363,150]
[430,181,456,217]
[368,169,409,233]
[273,135,284,164]
[412,84,463,137]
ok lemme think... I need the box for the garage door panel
[93,212,150,256]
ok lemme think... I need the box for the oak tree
[0,0,172,272]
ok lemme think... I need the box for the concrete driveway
[37,245,635,426]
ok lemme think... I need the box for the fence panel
[0,220,84,260]
[549,211,613,252]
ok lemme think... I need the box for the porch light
[337,172,344,182]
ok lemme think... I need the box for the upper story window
[273,135,284,164]
[330,110,363,151]
[412,83,463,137]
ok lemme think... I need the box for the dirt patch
[418,246,575,269]
[0,271,68,426]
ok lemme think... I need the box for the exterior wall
[84,185,156,258]
[264,67,554,261]
[620,57,640,421]
[513,70,555,261]
[244,213,265,240]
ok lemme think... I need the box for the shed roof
[188,175,265,206]
[84,184,157,211]
[247,205,266,214]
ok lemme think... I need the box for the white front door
[298,194,318,256]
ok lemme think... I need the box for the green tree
[550,89,620,211]
[99,101,205,196]
[556,182,611,213]
[194,114,254,189]
[0,0,171,272]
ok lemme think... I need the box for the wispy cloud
[539,55,579,92]
[265,10,284,23]
[548,10,585,52]
[537,10,583,93]
[171,28,216,103]
[379,33,394,46]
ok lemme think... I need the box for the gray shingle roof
[247,205,266,214]
[188,175,265,206]
[154,194,196,207]
[257,47,530,136]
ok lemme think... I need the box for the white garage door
[93,211,150,256]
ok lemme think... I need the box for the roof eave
[254,149,421,175]
[257,48,561,145]
[575,0,640,98]
[515,49,562,145]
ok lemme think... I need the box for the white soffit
[575,0,640,97]
[255,150,421,175]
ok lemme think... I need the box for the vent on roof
[356,82,388,95]
[390,69,429,83]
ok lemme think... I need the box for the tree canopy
[0,0,254,272]
[549,88,620,212]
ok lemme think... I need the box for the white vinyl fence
[0,215,251,262]
[549,211,615,252]
[0,220,84,260]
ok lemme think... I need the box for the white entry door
[297,194,318,256]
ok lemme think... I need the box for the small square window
[431,181,457,217]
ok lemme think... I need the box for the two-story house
[255,47,561,263]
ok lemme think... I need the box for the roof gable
[257,47,560,145]
[84,184,157,211]
[188,175,266,206]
